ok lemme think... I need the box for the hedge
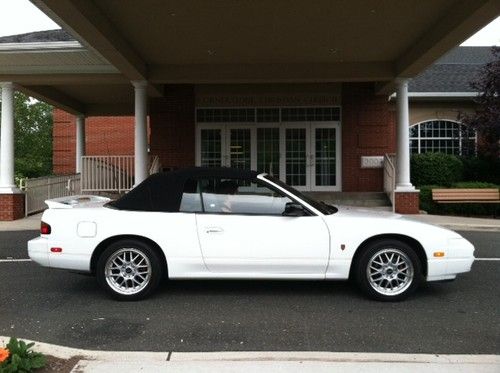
[461,157,500,185]
[411,153,463,187]
[419,182,500,216]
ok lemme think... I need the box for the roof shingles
[0,29,74,43]
[409,46,496,93]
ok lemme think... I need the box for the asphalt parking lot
[0,230,498,354]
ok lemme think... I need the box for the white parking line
[475,258,500,261]
[0,258,31,262]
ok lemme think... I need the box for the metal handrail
[383,153,396,211]
[81,155,135,193]
[22,174,81,215]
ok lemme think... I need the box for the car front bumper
[427,237,475,282]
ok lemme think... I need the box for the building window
[281,107,340,121]
[409,120,476,156]
[196,107,340,123]
[197,108,255,122]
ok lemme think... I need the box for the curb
[1,336,500,364]
[435,224,500,232]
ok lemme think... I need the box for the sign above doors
[195,83,341,108]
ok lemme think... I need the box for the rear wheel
[96,239,164,301]
[355,239,422,301]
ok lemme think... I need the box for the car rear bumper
[28,236,50,267]
[28,236,91,272]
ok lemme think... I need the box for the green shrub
[417,185,441,214]
[411,153,463,187]
[461,157,500,184]
[0,337,46,373]
[418,182,500,216]
[452,181,499,188]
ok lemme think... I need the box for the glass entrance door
[283,126,309,190]
[282,123,340,191]
[198,122,340,191]
[199,127,224,167]
[229,128,251,169]
[311,124,340,190]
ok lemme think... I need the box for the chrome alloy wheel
[104,248,152,295]
[366,248,414,296]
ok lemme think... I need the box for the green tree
[0,91,53,179]
[461,46,500,158]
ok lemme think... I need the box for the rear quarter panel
[41,207,203,275]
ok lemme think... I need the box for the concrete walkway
[0,212,42,231]
[0,337,498,373]
[407,213,500,232]
[1,210,498,232]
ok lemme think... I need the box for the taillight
[41,221,51,235]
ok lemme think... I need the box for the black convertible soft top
[108,167,260,212]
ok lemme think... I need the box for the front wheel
[96,239,164,301]
[354,239,422,301]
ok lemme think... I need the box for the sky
[0,0,499,45]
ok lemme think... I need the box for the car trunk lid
[45,195,111,209]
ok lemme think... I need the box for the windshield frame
[262,175,337,215]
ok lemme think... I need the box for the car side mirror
[283,202,307,217]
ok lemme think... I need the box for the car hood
[327,205,462,239]
[333,205,402,219]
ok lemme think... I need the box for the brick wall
[53,109,135,174]
[341,83,396,192]
[53,83,395,192]
[394,191,420,214]
[149,85,196,170]
[0,194,25,221]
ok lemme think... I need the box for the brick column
[149,85,195,170]
[394,191,420,214]
[0,194,25,221]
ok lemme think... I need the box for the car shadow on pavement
[64,271,463,303]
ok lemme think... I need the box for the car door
[194,177,330,276]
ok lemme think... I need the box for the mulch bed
[37,355,82,373]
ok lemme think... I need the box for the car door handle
[205,227,223,234]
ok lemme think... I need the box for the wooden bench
[432,188,500,203]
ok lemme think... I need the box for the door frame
[310,121,342,191]
[195,124,226,167]
[196,119,342,192]
[281,123,311,191]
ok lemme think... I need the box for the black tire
[96,239,164,301]
[354,239,422,302]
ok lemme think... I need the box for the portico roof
[0,0,498,115]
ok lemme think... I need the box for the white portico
[0,82,19,193]
[0,0,497,219]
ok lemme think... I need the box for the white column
[75,115,86,173]
[0,82,20,193]
[395,79,414,191]
[133,81,148,185]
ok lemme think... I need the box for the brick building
[0,1,498,219]
[52,46,494,192]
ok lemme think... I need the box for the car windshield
[263,175,337,215]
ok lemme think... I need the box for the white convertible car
[28,167,474,301]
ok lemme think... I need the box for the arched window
[409,120,476,156]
